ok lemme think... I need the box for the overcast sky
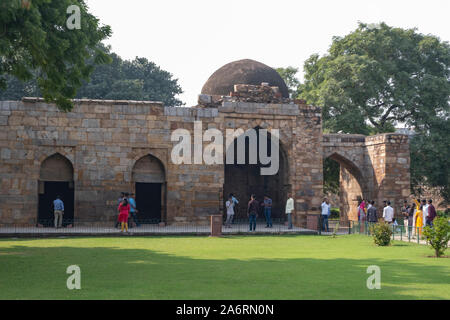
[86,0,450,106]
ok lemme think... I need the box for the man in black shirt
[247,194,259,232]
[367,201,378,223]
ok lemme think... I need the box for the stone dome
[201,59,289,98]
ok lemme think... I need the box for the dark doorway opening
[135,182,162,224]
[224,127,289,221]
[38,181,74,227]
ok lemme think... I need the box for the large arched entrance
[38,153,75,226]
[224,127,289,221]
[132,154,166,223]
[324,153,366,222]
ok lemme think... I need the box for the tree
[299,22,450,202]
[1,45,184,107]
[0,0,112,111]
[276,66,300,98]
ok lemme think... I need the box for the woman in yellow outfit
[413,199,423,237]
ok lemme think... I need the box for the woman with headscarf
[413,199,423,238]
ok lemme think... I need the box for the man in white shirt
[321,199,330,232]
[225,195,235,228]
[285,193,294,229]
[383,201,394,223]
[422,199,429,226]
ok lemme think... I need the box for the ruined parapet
[197,83,301,108]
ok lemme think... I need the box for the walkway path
[0,223,317,237]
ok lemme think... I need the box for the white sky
[85,0,450,106]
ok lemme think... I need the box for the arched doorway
[224,127,289,221]
[132,154,166,224]
[324,153,366,222]
[38,153,75,226]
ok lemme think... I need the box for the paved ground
[0,223,317,237]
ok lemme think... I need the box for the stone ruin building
[0,59,411,227]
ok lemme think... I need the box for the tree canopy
[291,22,450,203]
[0,0,112,111]
[0,45,184,107]
[276,66,300,98]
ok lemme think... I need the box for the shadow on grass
[0,243,449,300]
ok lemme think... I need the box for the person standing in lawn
[261,195,273,228]
[128,193,140,227]
[383,201,394,224]
[426,199,437,227]
[367,201,377,225]
[53,195,64,228]
[247,194,259,232]
[401,200,411,234]
[413,199,423,237]
[407,201,415,236]
[229,193,239,224]
[285,193,294,229]
[118,198,130,233]
[422,199,429,227]
[225,195,235,228]
[321,198,330,232]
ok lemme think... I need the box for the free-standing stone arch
[323,133,411,222]
[132,154,166,223]
[38,153,74,226]
[325,152,367,222]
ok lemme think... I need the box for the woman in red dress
[118,198,130,232]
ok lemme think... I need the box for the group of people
[225,193,296,231]
[116,192,140,232]
[354,198,437,237]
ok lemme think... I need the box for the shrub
[436,210,449,219]
[330,208,340,219]
[370,222,392,246]
[423,217,450,257]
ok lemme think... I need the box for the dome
[201,59,289,98]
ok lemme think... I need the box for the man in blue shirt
[262,195,273,228]
[128,193,140,227]
[53,195,64,228]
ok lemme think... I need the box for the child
[118,198,130,232]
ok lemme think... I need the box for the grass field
[0,234,449,300]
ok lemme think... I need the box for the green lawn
[0,234,449,300]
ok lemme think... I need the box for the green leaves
[0,0,112,111]
[423,217,450,257]
[298,22,450,203]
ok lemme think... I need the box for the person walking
[118,198,130,233]
[321,198,330,232]
[261,195,273,228]
[426,199,437,227]
[225,195,235,228]
[53,195,64,228]
[128,193,140,227]
[247,194,259,232]
[115,192,125,228]
[285,193,294,229]
[383,201,394,224]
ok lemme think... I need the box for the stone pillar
[210,215,222,237]
[366,134,410,219]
